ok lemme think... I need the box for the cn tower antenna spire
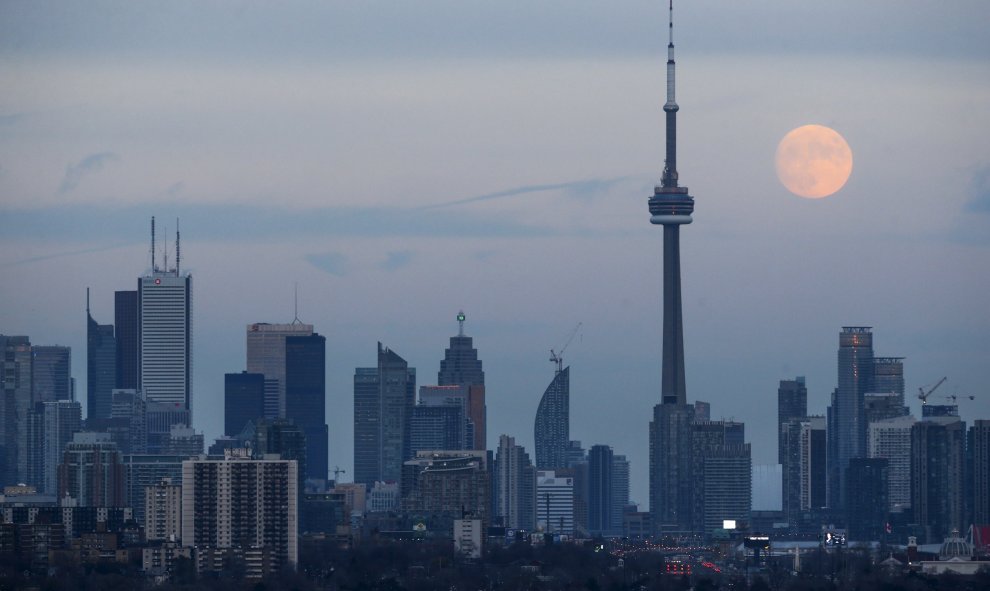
[661,0,680,189]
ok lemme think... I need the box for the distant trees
[4,538,990,590]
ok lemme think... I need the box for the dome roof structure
[938,530,973,561]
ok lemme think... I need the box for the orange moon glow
[775,124,853,199]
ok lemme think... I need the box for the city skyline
[2,1,989,506]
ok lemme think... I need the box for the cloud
[59,152,118,194]
[165,181,185,198]
[0,113,25,126]
[305,252,349,276]
[966,165,990,213]
[0,242,134,269]
[417,177,625,210]
[0,200,556,244]
[2,2,987,63]
[380,251,414,271]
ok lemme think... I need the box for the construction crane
[917,377,947,406]
[932,393,976,405]
[330,466,346,483]
[549,322,583,374]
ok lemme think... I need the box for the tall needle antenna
[292,282,302,324]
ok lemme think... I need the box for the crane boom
[549,322,583,374]
[918,376,947,405]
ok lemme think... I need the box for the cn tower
[649,0,693,406]
[648,0,696,536]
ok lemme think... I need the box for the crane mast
[549,322,583,374]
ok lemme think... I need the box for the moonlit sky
[2,1,989,506]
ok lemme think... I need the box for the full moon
[775,124,853,199]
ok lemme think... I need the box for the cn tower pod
[649,186,694,225]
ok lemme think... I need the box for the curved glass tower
[534,366,569,470]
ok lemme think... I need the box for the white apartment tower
[145,477,182,542]
[181,449,298,571]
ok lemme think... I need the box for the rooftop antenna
[86,287,90,314]
[150,216,157,272]
[175,218,180,276]
[457,310,466,337]
[291,282,302,324]
[163,223,169,274]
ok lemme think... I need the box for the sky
[1,1,989,507]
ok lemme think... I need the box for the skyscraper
[24,403,45,490]
[414,384,473,452]
[246,322,314,419]
[588,444,613,536]
[911,417,966,543]
[691,420,751,536]
[800,417,827,512]
[24,346,75,488]
[611,455,630,536]
[865,357,908,426]
[43,400,82,494]
[138,220,192,415]
[534,366,569,470]
[114,290,139,390]
[438,311,485,386]
[1,335,32,486]
[353,343,415,485]
[846,458,889,541]
[109,389,148,454]
[781,416,827,520]
[648,1,697,537]
[650,404,694,535]
[87,291,117,423]
[777,377,807,464]
[252,417,308,497]
[243,320,327,481]
[871,357,905,402]
[285,333,327,481]
[969,420,990,526]
[864,392,909,425]
[828,326,874,510]
[496,434,536,531]
[438,311,486,450]
[224,372,266,437]
[868,414,916,514]
[32,345,72,402]
[146,401,191,453]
